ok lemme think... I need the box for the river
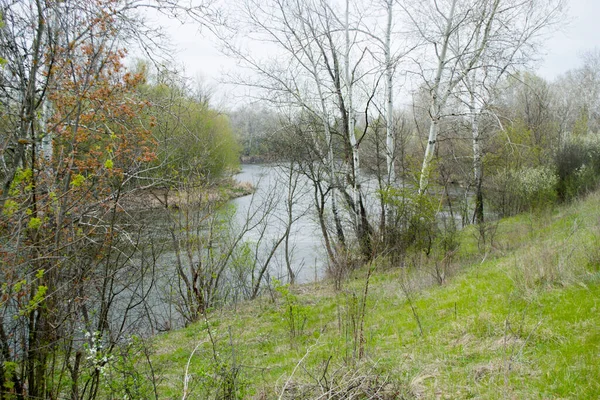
[231,163,470,285]
[232,164,327,284]
[118,165,328,333]
[118,164,471,332]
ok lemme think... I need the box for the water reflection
[232,164,325,284]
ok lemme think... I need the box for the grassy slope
[152,192,600,399]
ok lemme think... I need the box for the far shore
[120,178,255,210]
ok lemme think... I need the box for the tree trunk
[418,0,457,193]
[345,0,360,231]
[385,0,395,186]
[471,103,484,224]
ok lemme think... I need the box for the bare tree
[455,0,566,223]
[553,49,600,136]
[220,0,393,261]
[402,0,500,193]
[404,0,566,200]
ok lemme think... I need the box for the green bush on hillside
[378,186,438,256]
[488,166,558,216]
[555,134,600,202]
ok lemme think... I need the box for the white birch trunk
[419,0,499,194]
[385,0,395,185]
[345,0,360,229]
[40,99,52,162]
[312,53,345,246]
[418,0,456,194]
[40,4,59,163]
[470,97,484,222]
[468,65,485,224]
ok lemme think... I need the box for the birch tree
[384,0,395,186]
[403,0,500,193]
[223,0,383,259]
[457,0,566,223]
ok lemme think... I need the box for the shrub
[488,166,558,216]
[274,280,307,346]
[326,247,363,290]
[555,134,600,201]
[519,166,558,209]
[378,186,438,257]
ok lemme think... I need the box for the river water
[119,164,471,332]
[231,164,469,286]
[120,165,329,333]
[232,164,327,284]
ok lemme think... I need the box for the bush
[488,134,600,215]
[555,134,600,202]
[519,166,559,209]
[378,186,438,257]
[488,166,558,216]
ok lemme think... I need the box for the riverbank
[149,190,600,398]
[121,177,255,210]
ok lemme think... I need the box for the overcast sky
[148,0,600,105]
[536,0,600,79]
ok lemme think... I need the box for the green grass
[151,191,600,399]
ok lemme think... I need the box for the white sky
[536,0,600,79]
[149,0,600,106]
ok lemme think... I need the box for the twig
[400,273,424,336]
[278,339,321,400]
[182,339,208,400]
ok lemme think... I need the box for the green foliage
[378,185,438,255]
[2,361,17,393]
[99,336,157,400]
[10,168,33,195]
[164,322,250,399]
[572,107,590,136]
[202,356,249,400]
[488,166,558,216]
[231,241,254,277]
[27,217,41,229]
[274,279,307,346]
[486,119,545,174]
[70,173,86,187]
[141,78,240,184]
[336,265,373,365]
[487,118,600,214]
[19,284,47,316]
[555,133,600,202]
[2,199,18,217]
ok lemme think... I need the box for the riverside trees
[0,0,235,398]
[223,0,415,265]
[0,0,593,394]
[220,0,567,270]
